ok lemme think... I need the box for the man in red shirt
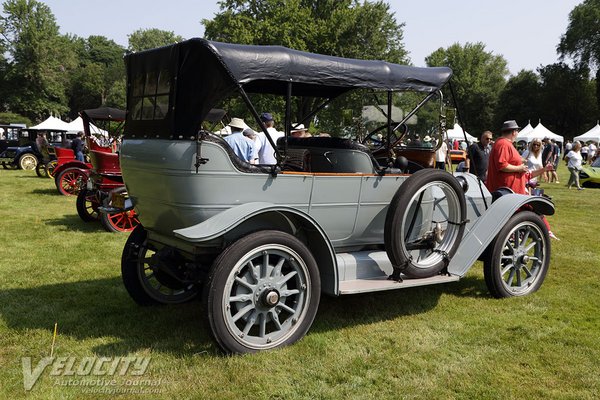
[486,120,549,194]
[486,120,557,240]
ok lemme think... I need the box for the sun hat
[423,135,432,142]
[500,120,520,132]
[290,123,306,133]
[228,118,246,130]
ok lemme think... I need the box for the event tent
[515,122,534,140]
[516,122,563,143]
[574,123,600,144]
[29,116,71,131]
[65,117,108,137]
[446,123,476,142]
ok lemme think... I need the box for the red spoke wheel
[56,167,88,196]
[101,209,140,232]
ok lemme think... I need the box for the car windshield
[591,157,600,168]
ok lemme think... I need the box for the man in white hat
[224,117,255,163]
[290,123,310,138]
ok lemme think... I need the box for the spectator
[581,143,589,162]
[521,139,544,189]
[549,139,560,183]
[423,136,433,148]
[290,123,311,138]
[587,141,596,161]
[224,118,255,163]
[435,137,448,170]
[71,131,85,162]
[486,120,557,239]
[565,140,573,152]
[541,137,554,182]
[256,112,283,164]
[465,130,493,181]
[565,142,584,190]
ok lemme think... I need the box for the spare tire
[384,169,467,278]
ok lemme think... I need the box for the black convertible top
[124,39,452,138]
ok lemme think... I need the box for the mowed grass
[0,165,599,399]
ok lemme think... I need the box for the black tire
[483,211,550,298]
[35,162,48,178]
[121,225,199,306]
[384,169,466,278]
[56,167,88,196]
[76,188,100,222]
[204,230,321,354]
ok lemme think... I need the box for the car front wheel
[204,230,321,354]
[483,211,550,298]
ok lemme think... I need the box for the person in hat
[423,135,433,148]
[255,112,284,164]
[224,117,255,163]
[290,123,311,138]
[486,120,558,239]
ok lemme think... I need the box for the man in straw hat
[224,117,255,163]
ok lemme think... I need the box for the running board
[338,274,460,295]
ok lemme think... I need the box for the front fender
[447,193,554,277]
[173,202,339,295]
[54,161,91,176]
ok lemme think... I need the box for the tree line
[1,0,599,140]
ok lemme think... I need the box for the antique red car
[74,108,139,232]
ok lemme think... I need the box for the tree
[68,35,126,116]
[426,42,508,136]
[495,70,542,129]
[0,0,77,120]
[538,63,598,139]
[558,0,600,108]
[128,28,184,52]
[202,0,408,129]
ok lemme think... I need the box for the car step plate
[338,274,460,295]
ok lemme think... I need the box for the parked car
[0,128,72,170]
[118,39,554,354]
[580,157,600,187]
[449,149,467,164]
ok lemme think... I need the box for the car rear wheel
[19,154,37,170]
[100,209,140,232]
[384,169,466,278]
[204,230,321,354]
[483,211,550,298]
[46,160,58,178]
[121,225,199,305]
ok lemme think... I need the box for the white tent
[517,122,563,143]
[65,117,108,137]
[29,116,71,131]
[574,123,600,144]
[515,122,534,141]
[446,123,476,142]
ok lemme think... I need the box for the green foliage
[426,42,508,136]
[538,63,599,139]
[0,0,76,120]
[495,70,542,129]
[0,111,31,125]
[127,28,184,52]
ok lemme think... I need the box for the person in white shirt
[565,142,584,190]
[435,139,448,170]
[521,139,544,191]
[255,112,284,164]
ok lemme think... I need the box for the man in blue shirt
[224,118,255,163]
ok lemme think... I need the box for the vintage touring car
[118,39,554,354]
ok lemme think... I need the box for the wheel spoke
[231,304,254,322]
[242,311,258,335]
[506,269,516,286]
[277,303,295,314]
[280,289,299,297]
[230,294,252,303]
[259,313,266,338]
[268,310,282,330]
[271,258,285,278]
[500,263,514,276]
[278,270,298,286]
[234,276,254,290]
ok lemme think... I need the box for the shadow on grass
[0,274,491,357]
[31,188,61,196]
[44,214,108,233]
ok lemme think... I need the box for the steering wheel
[362,122,408,151]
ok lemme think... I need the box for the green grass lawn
[0,166,599,399]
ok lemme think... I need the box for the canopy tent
[516,122,563,143]
[574,123,600,144]
[515,122,534,141]
[29,116,71,131]
[65,117,108,137]
[446,123,476,142]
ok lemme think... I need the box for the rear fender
[173,202,338,295]
[447,193,554,277]
[54,161,91,176]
